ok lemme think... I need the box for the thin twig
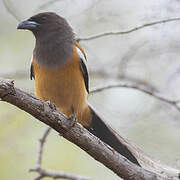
[36,127,51,169]
[2,0,180,43]
[32,127,95,180]
[77,17,180,41]
[30,168,95,180]
[90,82,180,111]
[35,0,62,11]
[2,0,20,21]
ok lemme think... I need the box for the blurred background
[1,0,180,179]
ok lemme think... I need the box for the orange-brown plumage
[33,45,91,127]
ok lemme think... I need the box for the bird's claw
[67,106,77,127]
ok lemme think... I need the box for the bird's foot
[67,106,77,127]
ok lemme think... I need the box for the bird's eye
[28,17,33,21]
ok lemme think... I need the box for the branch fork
[0,78,180,180]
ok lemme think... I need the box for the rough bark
[0,78,179,180]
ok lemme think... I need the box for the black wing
[76,47,89,93]
[30,63,34,80]
[30,56,35,80]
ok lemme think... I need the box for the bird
[17,12,140,166]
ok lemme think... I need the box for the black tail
[87,105,140,166]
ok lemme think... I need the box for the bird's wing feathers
[30,55,35,80]
[30,45,89,94]
[76,46,89,93]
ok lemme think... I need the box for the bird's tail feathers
[87,104,140,166]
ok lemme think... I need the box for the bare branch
[2,0,180,44]
[35,0,62,11]
[2,69,179,111]
[77,17,180,41]
[31,127,95,180]
[30,168,95,180]
[36,127,51,169]
[90,81,180,111]
[0,77,174,180]
[2,0,21,21]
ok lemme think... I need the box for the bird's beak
[17,20,39,30]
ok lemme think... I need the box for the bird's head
[17,12,74,40]
[17,12,75,67]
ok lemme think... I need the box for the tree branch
[2,0,21,21]
[31,127,95,180]
[90,81,180,111]
[30,168,95,180]
[77,17,180,42]
[35,0,62,11]
[36,127,51,169]
[2,0,180,43]
[0,77,174,180]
